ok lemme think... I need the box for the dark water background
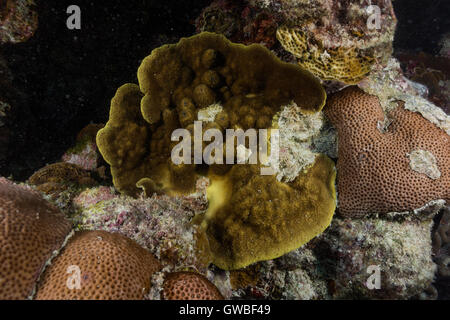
[0,0,448,180]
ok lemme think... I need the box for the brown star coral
[324,86,450,217]
[162,272,223,300]
[0,177,72,299]
[35,230,161,300]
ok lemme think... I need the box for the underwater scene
[0,0,449,306]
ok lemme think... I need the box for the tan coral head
[324,86,450,217]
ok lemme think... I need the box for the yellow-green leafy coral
[276,26,375,84]
[97,32,326,196]
[199,154,336,270]
[97,32,336,269]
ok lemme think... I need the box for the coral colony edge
[0,0,449,303]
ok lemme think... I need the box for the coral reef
[358,58,450,135]
[35,230,161,300]
[162,272,224,300]
[195,0,279,48]
[324,86,450,217]
[0,177,72,299]
[199,154,336,270]
[27,162,98,210]
[276,26,374,84]
[433,206,450,278]
[274,101,324,182]
[323,217,437,299]
[196,0,397,84]
[95,32,340,270]
[97,32,326,197]
[73,189,209,272]
[0,0,38,44]
[62,124,105,171]
[397,51,450,115]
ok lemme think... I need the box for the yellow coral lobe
[199,155,337,270]
[276,26,374,84]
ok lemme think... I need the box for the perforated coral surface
[324,86,450,217]
[0,178,72,299]
[163,271,223,300]
[35,230,161,300]
[276,26,374,84]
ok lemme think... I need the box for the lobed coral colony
[1,0,450,301]
[97,32,337,270]
[97,32,327,197]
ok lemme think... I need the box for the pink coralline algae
[61,124,105,171]
[0,0,38,44]
[71,182,209,273]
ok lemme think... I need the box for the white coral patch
[236,144,253,164]
[274,101,326,182]
[408,149,441,180]
[197,103,223,122]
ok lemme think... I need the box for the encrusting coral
[162,271,224,300]
[0,177,72,300]
[27,162,97,205]
[273,0,397,84]
[324,86,450,217]
[35,230,161,300]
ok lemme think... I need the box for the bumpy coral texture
[163,272,223,300]
[35,230,161,300]
[0,177,72,299]
[276,26,374,84]
[97,32,325,196]
[202,154,336,270]
[325,86,450,217]
[28,162,96,195]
